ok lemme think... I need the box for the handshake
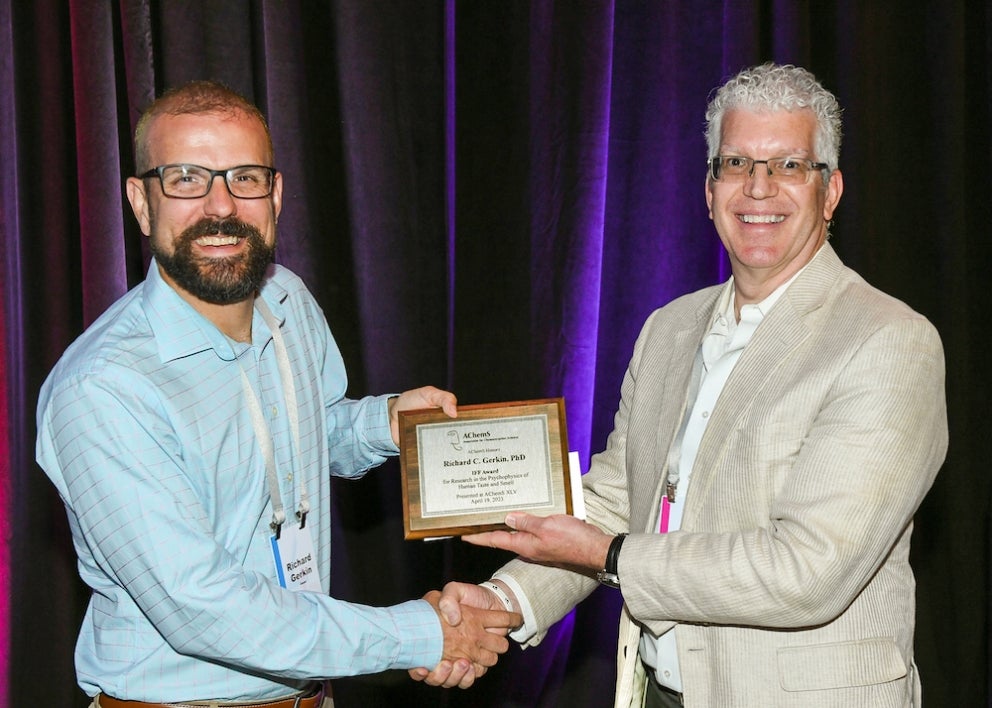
[412,580,523,689]
[409,513,610,689]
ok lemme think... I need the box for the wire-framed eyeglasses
[139,164,277,199]
[708,156,829,184]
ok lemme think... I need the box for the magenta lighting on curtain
[445,0,458,387]
[0,263,9,705]
[1,0,15,698]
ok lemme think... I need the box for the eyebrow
[719,145,813,157]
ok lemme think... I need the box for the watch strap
[597,533,627,588]
[604,533,627,575]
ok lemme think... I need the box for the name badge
[271,522,323,593]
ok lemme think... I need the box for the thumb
[504,512,528,530]
[438,593,463,626]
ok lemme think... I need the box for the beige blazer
[499,244,947,707]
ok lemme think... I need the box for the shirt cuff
[390,599,444,668]
[492,572,540,646]
[366,394,400,453]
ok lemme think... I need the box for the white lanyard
[237,297,309,538]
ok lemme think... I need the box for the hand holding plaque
[398,398,572,540]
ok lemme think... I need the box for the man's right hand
[413,584,522,688]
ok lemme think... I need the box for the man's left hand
[463,513,614,572]
[388,386,457,446]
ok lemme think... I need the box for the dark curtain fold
[2,1,989,706]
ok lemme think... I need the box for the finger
[422,660,454,687]
[457,669,477,689]
[462,530,517,550]
[438,391,458,418]
[408,667,429,682]
[460,531,494,547]
[462,626,504,665]
[472,647,500,668]
[483,611,522,631]
[474,607,521,630]
[421,386,457,414]
[443,658,474,689]
[477,632,510,657]
[504,512,539,531]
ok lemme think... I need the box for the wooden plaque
[399,398,571,540]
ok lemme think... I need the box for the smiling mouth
[196,235,242,247]
[739,214,785,224]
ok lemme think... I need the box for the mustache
[181,218,264,242]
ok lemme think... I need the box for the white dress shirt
[641,258,815,692]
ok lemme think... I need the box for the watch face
[596,571,620,588]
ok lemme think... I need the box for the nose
[202,173,237,217]
[743,161,778,199]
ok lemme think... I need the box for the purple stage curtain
[2,1,990,706]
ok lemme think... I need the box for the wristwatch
[596,533,627,588]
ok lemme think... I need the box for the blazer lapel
[643,290,722,532]
[682,244,844,525]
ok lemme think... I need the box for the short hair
[704,63,843,175]
[133,80,273,173]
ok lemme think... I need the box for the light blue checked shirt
[36,262,442,701]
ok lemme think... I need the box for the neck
[731,242,824,319]
[208,300,256,343]
[156,264,258,342]
[180,290,256,343]
[731,280,770,322]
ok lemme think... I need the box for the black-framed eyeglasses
[708,156,829,184]
[139,164,277,199]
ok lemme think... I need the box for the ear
[271,171,284,220]
[704,175,714,220]
[125,177,152,236]
[822,168,843,221]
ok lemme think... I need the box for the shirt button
[663,670,672,679]
[286,473,293,482]
[701,411,709,418]
[270,405,279,418]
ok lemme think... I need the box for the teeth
[740,214,785,224]
[197,235,241,246]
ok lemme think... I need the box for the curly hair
[704,63,843,175]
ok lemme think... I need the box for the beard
[151,218,275,305]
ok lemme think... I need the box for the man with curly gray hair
[421,62,947,707]
[705,62,843,174]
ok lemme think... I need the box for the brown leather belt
[97,682,328,708]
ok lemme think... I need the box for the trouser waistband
[642,663,684,707]
[96,681,329,708]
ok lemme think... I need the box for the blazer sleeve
[492,308,677,642]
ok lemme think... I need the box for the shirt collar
[703,247,824,368]
[142,260,288,363]
[712,245,826,329]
